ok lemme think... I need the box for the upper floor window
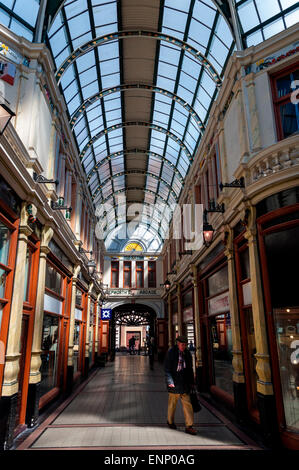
[123,261,131,288]
[111,261,119,288]
[272,65,299,141]
[148,261,156,288]
[45,262,62,297]
[136,261,144,288]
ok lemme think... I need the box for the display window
[201,260,234,401]
[234,234,258,421]
[14,234,40,435]
[89,300,96,366]
[40,257,72,407]
[73,284,87,379]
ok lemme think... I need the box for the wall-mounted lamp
[33,172,59,185]
[161,279,171,291]
[51,200,72,212]
[219,177,245,191]
[0,103,15,135]
[206,201,225,213]
[87,259,97,276]
[202,210,214,247]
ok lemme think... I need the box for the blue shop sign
[101,308,112,320]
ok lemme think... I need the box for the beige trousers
[167,393,194,428]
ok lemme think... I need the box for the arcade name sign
[251,42,299,73]
[108,288,160,296]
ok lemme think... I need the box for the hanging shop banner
[208,291,230,315]
[0,61,16,85]
[0,41,23,64]
[101,308,112,320]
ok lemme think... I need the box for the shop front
[89,297,96,367]
[73,284,88,382]
[201,259,234,407]
[39,251,72,409]
[182,289,194,348]
[234,223,259,423]
[14,225,41,437]
[256,187,299,449]
[0,178,20,393]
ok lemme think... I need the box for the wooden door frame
[257,203,299,436]
[0,207,19,392]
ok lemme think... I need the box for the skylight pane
[193,1,216,28]
[14,0,39,27]
[163,7,188,32]
[263,18,285,39]
[10,19,33,41]
[68,11,90,39]
[65,0,88,19]
[93,3,117,25]
[285,7,299,27]
[255,0,281,22]
[238,0,260,33]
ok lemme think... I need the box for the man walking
[164,335,197,435]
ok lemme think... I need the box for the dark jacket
[164,345,194,394]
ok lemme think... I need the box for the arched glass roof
[0,0,298,250]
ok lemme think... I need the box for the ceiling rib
[70,83,205,132]
[55,30,222,86]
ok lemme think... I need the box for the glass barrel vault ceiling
[0,0,298,249]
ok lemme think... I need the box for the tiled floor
[17,355,262,450]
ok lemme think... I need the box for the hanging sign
[101,308,112,320]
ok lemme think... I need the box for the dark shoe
[167,421,177,430]
[185,426,197,435]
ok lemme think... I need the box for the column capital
[41,224,54,249]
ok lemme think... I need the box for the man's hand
[168,384,175,388]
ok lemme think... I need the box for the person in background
[164,335,197,435]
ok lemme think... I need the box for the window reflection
[40,315,59,397]
[274,308,299,431]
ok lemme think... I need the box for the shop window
[40,315,59,397]
[23,246,33,302]
[111,261,119,288]
[271,65,299,140]
[74,288,84,374]
[273,307,299,432]
[73,320,81,375]
[0,221,11,300]
[136,261,144,288]
[124,261,131,288]
[240,246,250,281]
[76,288,82,307]
[264,224,299,307]
[45,263,62,296]
[207,265,229,297]
[182,290,192,309]
[210,313,233,396]
[148,261,156,288]
[244,307,258,409]
[89,301,95,364]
